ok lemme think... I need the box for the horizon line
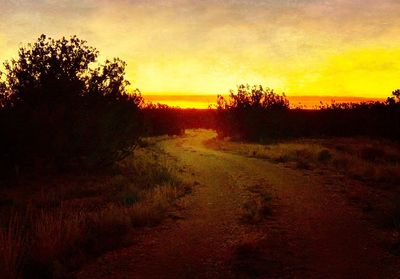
[142,94,387,102]
[141,94,388,109]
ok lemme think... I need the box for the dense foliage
[0,35,143,176]
[142,104,216,136]
[216,85,289,140]
[142,104,184,136]
[216,84,400,141]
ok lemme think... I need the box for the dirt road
[79,130,399,278]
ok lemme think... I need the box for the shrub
[216,84,289,140]
[216,85,400,141]
[142,104,184,136]
[0,35,143,177]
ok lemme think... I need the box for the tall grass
[31,209,84,266]
[0,139,191,278]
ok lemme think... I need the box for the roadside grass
[206,137,400,188]
[0,138,192,279]
[207,136,400,256]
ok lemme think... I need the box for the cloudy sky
[1,0,400,98]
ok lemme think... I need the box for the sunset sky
[1,0,400,107]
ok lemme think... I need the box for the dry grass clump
[0,139,191,278]
[129,183,188,227]
[241,197,272,224]
[32,210,83,261]
[241,185,273,224]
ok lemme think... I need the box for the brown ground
[78,130,400,279]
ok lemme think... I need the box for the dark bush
[142,104,184,136]
[216,84,400,142]
[216,84,289,140]
[0,35,143,177]
[142,104,216,137]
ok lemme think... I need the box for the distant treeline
[216,84,400,141]
[142,104,215,136]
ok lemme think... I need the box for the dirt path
[78,130,399,279]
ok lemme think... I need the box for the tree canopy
[0,35,143,175]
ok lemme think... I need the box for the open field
[77,130,400,278]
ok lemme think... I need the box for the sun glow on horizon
[143,94,386,109]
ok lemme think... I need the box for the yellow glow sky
[1,0,400,101]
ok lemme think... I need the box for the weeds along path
[78,129,399,279]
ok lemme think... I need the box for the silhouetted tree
[392,89,400,101]
[216,84,289,140]
[218,84,289,111]
[0,35,143,176]
[387,89,400,106]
